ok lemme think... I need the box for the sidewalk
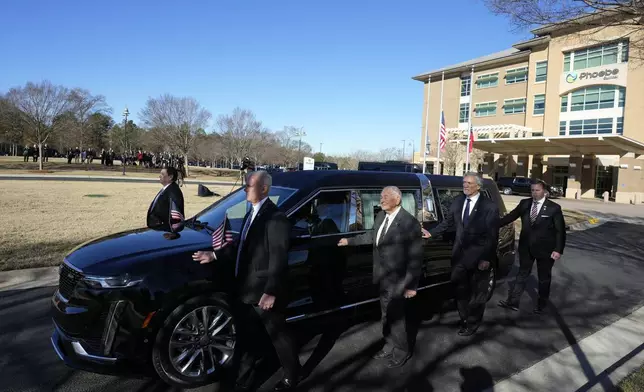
[0,173,236,185]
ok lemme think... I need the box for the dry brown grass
[0,156,239,181]
[0,180,234,271]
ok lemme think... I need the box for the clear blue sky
[0,0,530,156]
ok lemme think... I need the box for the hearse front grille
[59,263,83,299]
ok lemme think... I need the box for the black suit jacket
[348,207,423,296]
[429,193,500,269]
[146,182,185,232]
[216,198,291,306]
[499,198,566,258]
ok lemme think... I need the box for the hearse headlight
[84,273,143,289]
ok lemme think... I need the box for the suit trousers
[509,248,555,308]
[379,285,409,357]
[233,301,300,385]
[451,263,488,327]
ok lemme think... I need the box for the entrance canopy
[448,126,644,156]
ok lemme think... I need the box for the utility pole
[122,107,129,175]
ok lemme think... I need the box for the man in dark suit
[192,170,299,392]
[338,186,423,368]
[498,179,566,314]
[426,172,499,336]
[146,167,185,232]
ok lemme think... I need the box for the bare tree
[68,88,111,151]
[484,0,644,60]
[139,94,212,176]
[215,108,264,168]
[441,135,466,176]
[0,97,25,155]
[377,147,403,161]
[6,81,72,170]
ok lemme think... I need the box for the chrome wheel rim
[488,267,495,294]
[169,306,236,378]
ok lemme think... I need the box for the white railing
[446,124,542,140]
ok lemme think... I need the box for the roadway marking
[489,305,644,392]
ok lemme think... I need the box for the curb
[0,266,58,292]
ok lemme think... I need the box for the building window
[476,73,498,89]
[569,120,583,135]
[460,75,471,97]
[617,117,624,134]
[561,96,568,112]
[459,103,470,123]
[535,61,547,82]
[533,94,545,115]
[505,67,528,84]
[503,98,526,115]
[563,40,629,72]
[559,121,566,135]
[569,85,623,111]
[475,102,497,117]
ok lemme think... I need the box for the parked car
[496,176,562,198]
[50,171,516,388]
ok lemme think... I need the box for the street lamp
[401,140,406,160]
[295,127,306,155]
[409,141,415,163]
[319,142,323,154]
[122,107,129,175]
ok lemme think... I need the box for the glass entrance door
[595,166,615,199]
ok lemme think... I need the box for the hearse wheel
[485,265,497,302]
[152,294,237,388]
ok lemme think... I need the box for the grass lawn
[617,365,644,392]
[0,156,238,181]
[0,180,235,271]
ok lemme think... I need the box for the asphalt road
[2,222,644,392]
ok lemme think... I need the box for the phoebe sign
[560,62,627,94]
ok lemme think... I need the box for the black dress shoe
[387,353,412,368]
[274,378,296,391]
[498,299,519,311]
[458,325,479,336]
[372,349,393,359]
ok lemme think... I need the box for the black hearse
[50,171,515,388]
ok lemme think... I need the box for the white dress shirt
[151,183,171,209]
[376,206,401,246]
[462,192,480,219]
[248,196,269,228]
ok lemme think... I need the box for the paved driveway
[1,222,644,391]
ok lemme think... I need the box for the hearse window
[290,191,354,237]
[193,186,296,233]
[358,189,419,230]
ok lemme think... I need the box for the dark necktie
[462,198,471,226]
[235,212,253,277]
[530,201,539,223]
[378,216,390,246]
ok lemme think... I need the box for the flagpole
[465,66,474,172]
[436,71,445,174]
[422,76,431,174]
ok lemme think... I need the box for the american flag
[439,110,447,150]
[170,200,184,231]
[212,215,234,250]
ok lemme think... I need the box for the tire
[152,293,237,388]
[503,188,512,195]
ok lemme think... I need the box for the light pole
[295,127,306,155]
[401,140,405,160]
[319,142,323,154]
[122,107,129,175]
[409,141,415,163]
